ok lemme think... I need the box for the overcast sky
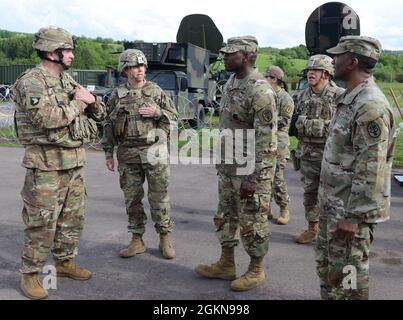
[1,0,402,50]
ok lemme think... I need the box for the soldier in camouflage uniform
[316,36,396,300]
[195,36,278,291]
[294,55,344,244]
[101,49,178,260]
[11,26,105,299]
[264,66,294,225]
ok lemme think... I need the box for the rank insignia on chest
[367,121,381,138]
[30,97,40,106]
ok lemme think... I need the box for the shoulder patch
[258,109,273,124]
[367,121,381,138]
[284,103,294,115]
[30,97,41,106]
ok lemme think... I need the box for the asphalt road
[0,147,402,300]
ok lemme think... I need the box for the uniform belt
[300,137,326,144]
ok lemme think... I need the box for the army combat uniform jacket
[12,64,105,170]
[217,70,278,184]
[318,77,396,224]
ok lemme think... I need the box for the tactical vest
[110,83,159,145]
[295,84,339,144]
[12,67,98,147]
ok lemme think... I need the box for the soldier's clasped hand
[106,159,115,172]
[139,103,157,118]
[74,85,96,105]
[330,219,358,242]
[240,180,258,199]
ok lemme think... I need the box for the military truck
[0,64,111,98]
[0,15,224,128]
[293,1,361,95]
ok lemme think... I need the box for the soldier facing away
[264,66,295,225]
[195,36,278,291]
[11,26,106,299]
[101,49,178,260]
[293,54,344,244]
[315,36,397,300]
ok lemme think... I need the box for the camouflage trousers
[214,173,273,258]
[20,167,86,274]
[300,159,322,222]
[118,162,174,235]
[270,157,290,208]
[315,214,375,300]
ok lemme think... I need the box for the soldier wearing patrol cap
[241,35,258,69]
[195,36,278,291]
[315,36,397,300]
[293,54,344,244]
[101,49,178,260]
[264,66,295,225]
[11,26,106,299]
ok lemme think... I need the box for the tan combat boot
[230,256,265,291]
[277,206,290,225]
[295,222,319,244]
[119,234,146,258]
[55,260,92,280]
[159,233,176,259]
[195,247,236,280]
[20,273,48,300]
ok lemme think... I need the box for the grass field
[256,54,306,74]
[0,126,18,147]
[0,126,16,138]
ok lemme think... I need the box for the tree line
[0,30,124,69]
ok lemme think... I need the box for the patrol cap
[264,66,285,81]
[220,35,258,54]
[327,36,382,61]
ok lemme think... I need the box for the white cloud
[0,0,402,49]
